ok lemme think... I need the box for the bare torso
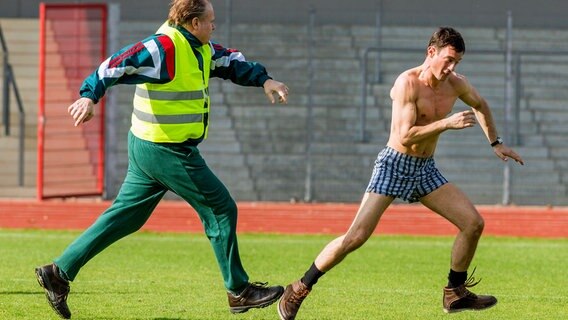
[387,66,463,158]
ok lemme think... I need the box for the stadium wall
[1,0,568,29]
[2,2,568,205]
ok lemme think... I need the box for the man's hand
[263,79,289,104]
[445,110,476,130]
[68,97,95,127]
[493,144,525,165]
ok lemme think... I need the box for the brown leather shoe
[35,263,71,319]
[278,280,311,320]
[443,275,497,313]
[227,282,284,313]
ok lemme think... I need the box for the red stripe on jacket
[156,35,175,80]
[108,42,146,69]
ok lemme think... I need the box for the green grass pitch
[0,229,566,319]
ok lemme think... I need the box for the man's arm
[457,78,499,144]
[70,34,175,126]
[80,34,175,104]
[458,77,524,165]
[391,74,474,147]
[210,42,288,104]
[210,42,271,86]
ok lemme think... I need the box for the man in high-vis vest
[35,1,289,319]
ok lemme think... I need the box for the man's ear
[191,17,200,30]
[426,46,437,57]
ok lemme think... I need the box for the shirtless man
[278,27,524,319]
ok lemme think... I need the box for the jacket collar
[169,22,205,48]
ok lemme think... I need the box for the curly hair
[168,0,210,26]
[427,27,466,53]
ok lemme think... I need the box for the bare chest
[415,86,458,124]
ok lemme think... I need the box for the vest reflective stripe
[135,87,206,101]
[131,22,211,143]
[133,108,203,124]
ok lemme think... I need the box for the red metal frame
[38,3,46,200]
[37,3,107,199]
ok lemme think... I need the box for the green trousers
[54,131,249,292]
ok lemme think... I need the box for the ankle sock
[300,262,325,289]
[447,269,467,288]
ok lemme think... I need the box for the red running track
[0,199,567,238]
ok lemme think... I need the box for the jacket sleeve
[79,34,176,104]
[209,42,272,87]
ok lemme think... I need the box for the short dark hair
[168,0,210,26]
[427,27,465,53]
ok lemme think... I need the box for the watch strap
[490,137,503,147]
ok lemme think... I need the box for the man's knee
[224,198,238,218]
[466,215,485,237]
[208,194,237,217]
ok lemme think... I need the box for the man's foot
[227,282,284,314]
[278,280,311,320]
[35,263,71,319]
[443,276,497,313]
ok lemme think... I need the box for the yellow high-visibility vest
[131,22,211,143]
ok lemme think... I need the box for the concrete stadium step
[352,26,505,50]
[444,168,561,184]
[0,174,36,187]
[0,186,36,198]
[544,134,568,147]
[1,134,36,149]
[523,86,568,99]
[253,180,306,202]
[526,98,568,112]
[0,149,37,164]
[2,19,567,205]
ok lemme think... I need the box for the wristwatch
[490,137,503,147]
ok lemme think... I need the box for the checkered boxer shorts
[366,146,448,203]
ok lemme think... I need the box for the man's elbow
[400,136,414,147]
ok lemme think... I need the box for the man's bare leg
[278,193,394,320]
[420,183,497,313]
[315,193,395,271]
[419,183,484,272]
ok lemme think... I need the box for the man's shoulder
[391,68,421,100]
[399,66,421,78]
[448,71,470,93]
[392,67,421,92]
[449,71,467,82]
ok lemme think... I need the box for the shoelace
[461,267,482,298]
[53,282,70,302]
[289,284,310,304]
[463,267,482,288]
[49,266,70,301]
[249,281,269,289]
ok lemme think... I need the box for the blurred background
[2,0,568,205]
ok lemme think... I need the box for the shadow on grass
[81,318,190,320]
[0,290,44,295]
[89,318,191,320]
[0,290,133,295]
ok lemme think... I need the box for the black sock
[447,269,467,288]
[301,263,325,289]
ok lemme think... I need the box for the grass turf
[0,229,566,319]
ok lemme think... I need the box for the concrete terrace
[1,18,568,205]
